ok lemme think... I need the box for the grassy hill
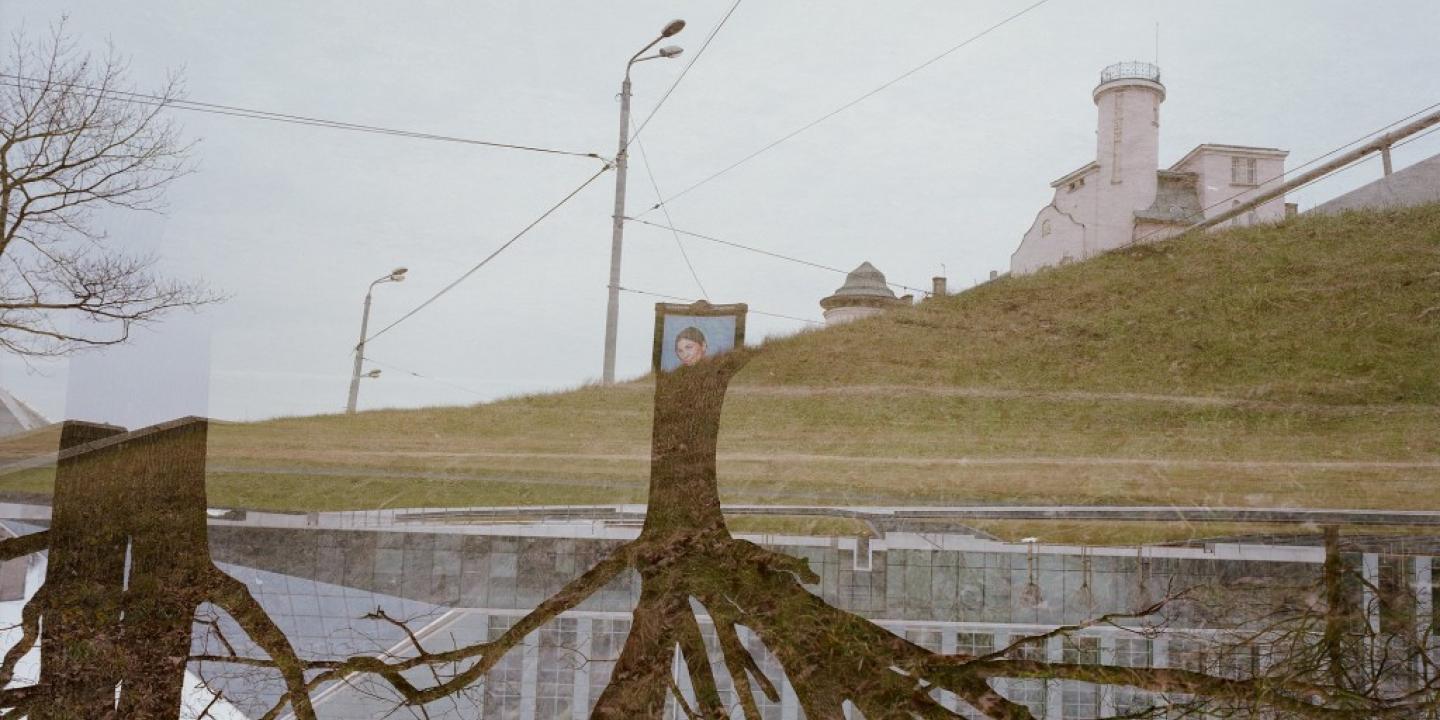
[5,205,1439,524]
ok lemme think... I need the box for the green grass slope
[742,204,1440,404]
[5,205,1438,515]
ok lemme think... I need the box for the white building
[1011,62,1289,275]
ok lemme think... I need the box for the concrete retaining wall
[1308,151,1440,215]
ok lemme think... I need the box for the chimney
[931,276,947,296]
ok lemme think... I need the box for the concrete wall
[209,526,1332,628]
[823,306,885,325]
[1052,165,1099,219]
[1012,204,1088,273]
[1308,151,1440,215]
[1131,219,1186,245]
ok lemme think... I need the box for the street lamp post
[601,19,685,385]
[346,267,407,414]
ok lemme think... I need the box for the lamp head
[389,267,408,282]
[657,45,684,58]
[365,369,382,379]
[661,19,686,37]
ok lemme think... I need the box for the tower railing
[1099,61,1161,84]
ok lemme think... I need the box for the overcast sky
[2,0,1438,426]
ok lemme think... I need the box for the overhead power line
[613,285,823,326]
[637,0,1055,216]
[631,124,709,299]
[626,217,930,296]
[364,166,612,345]
[362,356,491,399]
[613,1,747,303]
[0,73,604,160]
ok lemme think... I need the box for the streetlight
[601,19,685,385]
[346,267,407,414]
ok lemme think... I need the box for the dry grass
[2,206,1436,521]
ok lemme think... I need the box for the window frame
[1231,156,1259,186]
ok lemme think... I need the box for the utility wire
[626,0,744,150]
[618,0,747,302]
[364,166,611,345]
[362,356,490,399]
[0,73,604,160]
[613,285,823,326]
[627,217,930,296]
[1125,98,1440,248]
[637,0,1055,216]
[631,123,709,299]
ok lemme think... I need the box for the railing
[1100,61,1161,84]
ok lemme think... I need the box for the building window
[1114,637,1152,667]
[1062,681,1102,719]
[537,618,579,719]
[1041,219,1052,237]
[1008,679,1047,717]
[1231,156,1258,185]
[1062,636,1101,664]
[955,632,993,657]
[1113,687,1162,717]
[588,618,631,715]
[484,616,525,718]
[1379,555,1416,634]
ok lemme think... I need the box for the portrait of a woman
[674,326,708,367]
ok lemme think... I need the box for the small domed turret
[819,262,908,325]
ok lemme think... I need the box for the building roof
[820,262,904,311]
[827,262,896,300]
[1169,143,1289,171]
[1049,161,1100,189]
[0,389,47,439]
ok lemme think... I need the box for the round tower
[819,262,906,326]
[1091,62,1165,252]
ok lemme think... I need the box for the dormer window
[1231,156,1258,185]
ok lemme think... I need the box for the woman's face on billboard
[675,337,706,366]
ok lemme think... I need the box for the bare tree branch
[0,19,214,356]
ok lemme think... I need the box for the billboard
[652,301,748,373]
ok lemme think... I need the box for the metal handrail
[1100,61,1161,84]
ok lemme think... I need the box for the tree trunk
[641,350,751,539]
[36,421,130,719]
[36,417,212,719]
[114,418,212,718]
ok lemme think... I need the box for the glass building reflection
[4,505,1427,719]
